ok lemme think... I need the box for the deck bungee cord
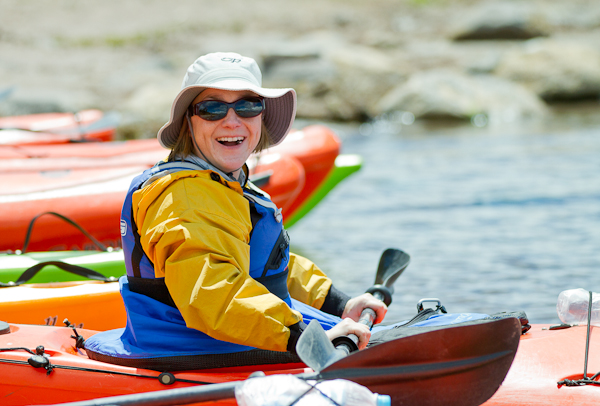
[0,356,214,385]
[20,211,109,254]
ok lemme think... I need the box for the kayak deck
[483,324,600,405]
[0,322,307,405]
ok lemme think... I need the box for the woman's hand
[342,293,388,325]
[325,318,371,350]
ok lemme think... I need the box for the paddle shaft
[48,381,241,406]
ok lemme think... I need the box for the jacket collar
[174,153,248,186]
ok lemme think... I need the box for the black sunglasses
[189,97,265,121]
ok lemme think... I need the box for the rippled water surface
[290,110,600,325]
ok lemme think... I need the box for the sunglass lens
[234,98,264,118]
[197,101,228,121]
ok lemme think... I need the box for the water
[290,108,600,325]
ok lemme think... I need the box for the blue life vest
[85,159,341,360]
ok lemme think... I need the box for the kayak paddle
[298,248,410,371]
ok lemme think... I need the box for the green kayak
[285,154,362,227]
[0,249,126,285]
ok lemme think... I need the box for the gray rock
[262,54,339,120]
[0,86,96,116]
[118,80,181,139]
[451,1,551,40]
[374,70,547,122]
[494,39,600,101]
[327,46,406,120]
[262,35,407,121]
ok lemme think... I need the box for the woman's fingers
[342,293,388,324]
[325,318,372,350]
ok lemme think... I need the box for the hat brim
[157,80,296,150]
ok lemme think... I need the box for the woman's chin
[215,160,246,175]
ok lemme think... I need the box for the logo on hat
[221,57,241,63]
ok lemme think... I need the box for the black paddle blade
[375,248,411,289]
[319,317,521,406]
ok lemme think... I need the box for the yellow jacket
[132,169,333,352]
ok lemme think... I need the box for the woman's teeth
[217,137,244,145]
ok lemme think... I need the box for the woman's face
[189,89,262,175]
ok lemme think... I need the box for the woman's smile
[216,136,245,146]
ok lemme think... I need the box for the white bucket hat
[157,52,297,149]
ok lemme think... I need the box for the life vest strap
[127,276,176,308]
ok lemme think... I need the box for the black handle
[332,290,386,354]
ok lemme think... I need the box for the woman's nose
[221,108,242,127]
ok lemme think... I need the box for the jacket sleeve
[287,253,332,308]
[133,172,303,352]
[287,253,350,317]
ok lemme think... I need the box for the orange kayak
[0,280,124,331]
[483,323,600,405]
[0,109,116,145]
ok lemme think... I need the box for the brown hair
[168,116,271,162]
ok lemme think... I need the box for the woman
[85,52,387,369]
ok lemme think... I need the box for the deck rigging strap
[0,260,117,288]
[21,211,108,253]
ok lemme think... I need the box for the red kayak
[0,318,521,406]
[0,109,116,145]
[0,125,339,252]
[0,152,304,252]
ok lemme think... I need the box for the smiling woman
[83,52,387,370]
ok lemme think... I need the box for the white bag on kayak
[557,288,600,326]
[235,374,391,406]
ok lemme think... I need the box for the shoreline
[1,0,600,139]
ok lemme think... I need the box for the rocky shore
[1,0,599,138]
